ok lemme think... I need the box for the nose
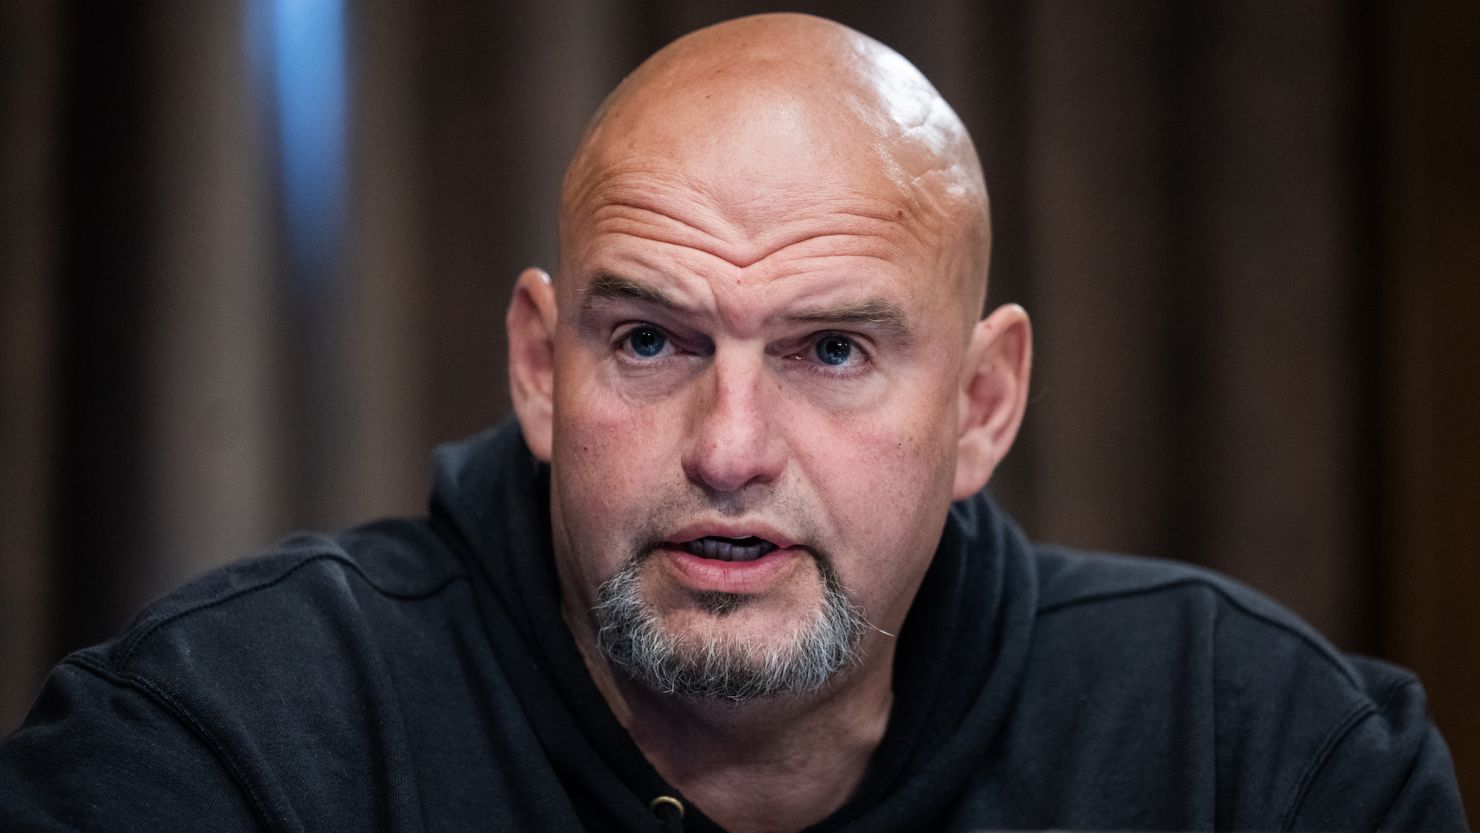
[682,350,785,495]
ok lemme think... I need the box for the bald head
[560,14,991,318]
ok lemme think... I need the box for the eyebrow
[581,272,686,317]
[580,270,914,344]
[785,299,914,345]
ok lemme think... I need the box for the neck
[574,627,896,833]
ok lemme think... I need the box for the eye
[792,332,869,377]
[620,325,672,359]
[814,334,855,366]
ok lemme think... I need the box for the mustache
[624,487,833,568]
[609,485,898,643]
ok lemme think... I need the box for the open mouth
[680,536,778,563]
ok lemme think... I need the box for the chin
[594,557,867,701]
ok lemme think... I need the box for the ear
[953,304,1032,500]
[507,267,558,462]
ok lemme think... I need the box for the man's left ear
[954,304,1032,500]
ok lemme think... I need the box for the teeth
[684,536,778,562]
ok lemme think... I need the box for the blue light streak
[268,0,347,295]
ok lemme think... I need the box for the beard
[593,552,867,702]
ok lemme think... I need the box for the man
[1,13,1467,832]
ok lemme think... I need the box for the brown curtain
[3,0,1476,820]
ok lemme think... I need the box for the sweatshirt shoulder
[1036,545,1322,625]
[85,517,468,679]
[11,518,480,832]
[1032,545,1358,682]
[1025,545,1464,829]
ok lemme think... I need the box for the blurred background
[2,0,1476,820]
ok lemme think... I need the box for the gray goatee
[594,556,866,701]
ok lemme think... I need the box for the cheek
[796,379,959,564]
[549,365,680,610]
[551,351,682,533]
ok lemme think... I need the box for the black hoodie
[1,419,1467,831]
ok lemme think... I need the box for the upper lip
[664,520,798,550]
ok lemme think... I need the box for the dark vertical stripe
[52,2,153,651]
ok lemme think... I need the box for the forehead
[562,161,953,325]
[555,47,992,332]
[573,157,921,261]
[571,81,925,225]
[560,111,963,313]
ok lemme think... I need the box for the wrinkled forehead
[558,16,990,314]
[564,81,925,239]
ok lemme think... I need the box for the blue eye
[814,335,854,366]
[626,326,668,358]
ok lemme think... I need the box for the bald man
[2,14,1466,833]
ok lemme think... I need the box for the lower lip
[659,546,806,595]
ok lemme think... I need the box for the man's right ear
[507,267,558,461]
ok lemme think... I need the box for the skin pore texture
[507,13,1032,833]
